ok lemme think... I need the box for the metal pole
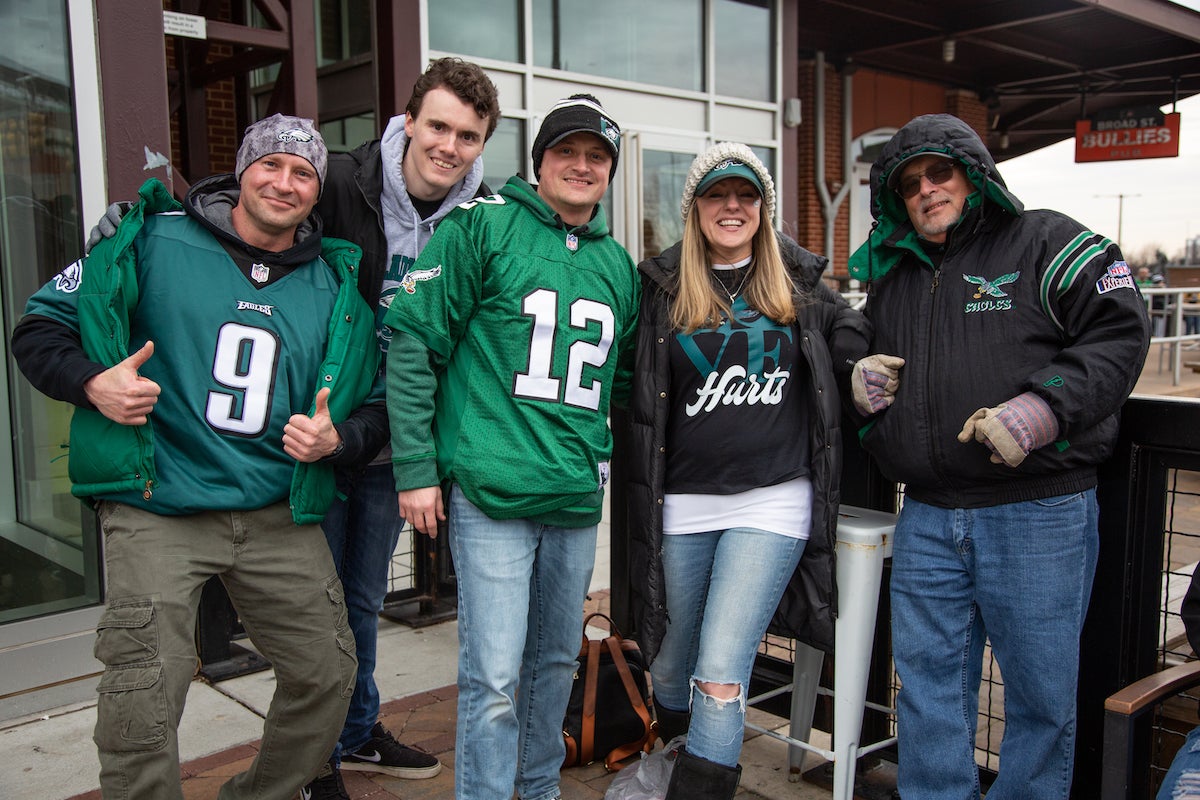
[1095,193,1142,247]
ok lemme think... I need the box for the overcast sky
[999,1,1200,261]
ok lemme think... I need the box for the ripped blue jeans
[650,527,806,767]
[1159,724,1200,799]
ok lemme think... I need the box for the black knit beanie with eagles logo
[531,94,621,181]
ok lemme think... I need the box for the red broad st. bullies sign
[1075,108,1181,163]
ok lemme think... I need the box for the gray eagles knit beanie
[235,113,328,195]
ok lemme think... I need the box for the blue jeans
[321,462,405,758]
[447,484,597,800]
[650,528,807,767]
[890,492,1099,800]
[1158,724,1200,799]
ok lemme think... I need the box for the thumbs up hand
[84,340,161,425]
[284,387,342,463]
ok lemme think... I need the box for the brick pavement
[64,590,762,800]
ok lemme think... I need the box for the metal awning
[798,0,1200,159]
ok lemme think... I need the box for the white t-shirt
[662,476,813,540]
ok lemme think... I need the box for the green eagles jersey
[384,177,640,522]
[26,211,343,515]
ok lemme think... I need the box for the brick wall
[207,49,238,175]
[163,0,239,182]
[945,88,989,144]
[796,65,990,279]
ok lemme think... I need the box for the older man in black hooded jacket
[847,113,1149,800]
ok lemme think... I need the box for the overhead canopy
[799,0,1200,160]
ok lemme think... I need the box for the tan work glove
[851,354,906,416]
[956,392,1059,468]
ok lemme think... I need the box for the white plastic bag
[604,736,686,800]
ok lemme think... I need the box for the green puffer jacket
[70,178,378,524]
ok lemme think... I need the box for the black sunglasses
[896,160,956,199]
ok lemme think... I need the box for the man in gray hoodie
[306,57,502,799]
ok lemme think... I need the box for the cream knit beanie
[680,142,776,221]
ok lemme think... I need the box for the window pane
[1,0,102,623]
[482,117,525,193]
[321,113,377,153]
[430,0,521,63]
[715,0,772,101]
[316,0,372,67]
[533,0,702,92]
[641,150,694,260]
[750,145,775,179]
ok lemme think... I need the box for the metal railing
[1125,286,1198,386]
[611,394,1200,798]
[1087,396,1200,798]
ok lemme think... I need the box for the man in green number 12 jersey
[384,94,640,800]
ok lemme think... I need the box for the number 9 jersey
[24,201,376,518]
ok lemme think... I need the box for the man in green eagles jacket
[11,114,381,800]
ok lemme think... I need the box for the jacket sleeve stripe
[1039,232,1113,332]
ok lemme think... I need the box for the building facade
[0,0,1023,709]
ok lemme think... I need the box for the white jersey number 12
[513,288,614,411]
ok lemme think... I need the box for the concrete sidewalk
[2,529,845,800]
[3,592,843,800]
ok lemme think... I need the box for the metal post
[1095,193,1142,247]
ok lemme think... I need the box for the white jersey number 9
[206,322,280,436]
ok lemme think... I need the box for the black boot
[653,698,690,745]
[665,747,741,800]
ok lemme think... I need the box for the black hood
[868,113,1022,225]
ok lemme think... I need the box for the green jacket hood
[848,114,1023,282]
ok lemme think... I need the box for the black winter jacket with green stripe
[849,114,1150,508]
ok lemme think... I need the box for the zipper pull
[930,267,940,294]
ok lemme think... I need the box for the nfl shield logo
[251,263,270,283]
[565,234,578,252]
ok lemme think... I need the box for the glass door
[0,0,104,705]
[615,131,707,263]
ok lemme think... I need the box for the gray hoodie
[378,114,486,352]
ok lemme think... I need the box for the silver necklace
[713,263,752,303]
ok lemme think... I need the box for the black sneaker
[299,760,348,800]
[341,721,442,779]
